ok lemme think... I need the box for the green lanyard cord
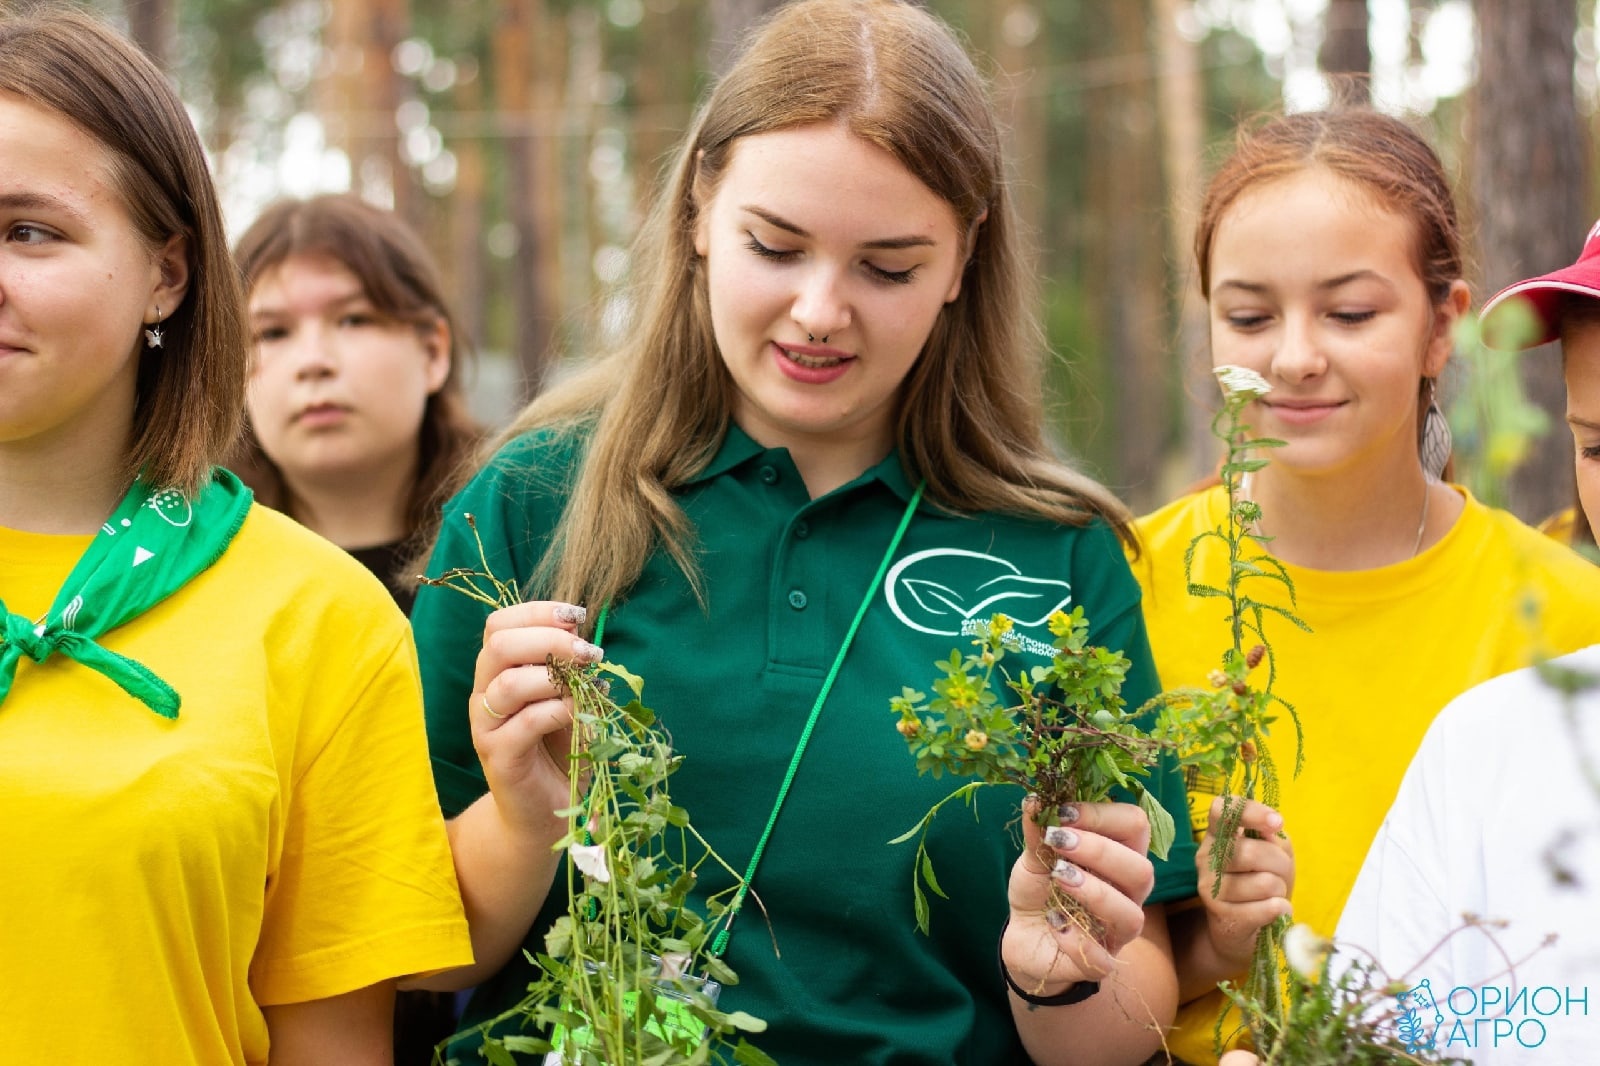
[709,480,925,958]
[581,483,924,957]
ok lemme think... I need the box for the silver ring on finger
[480,692,509,720]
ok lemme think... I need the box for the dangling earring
[1420,377,1452,481]
[144,307,164,350]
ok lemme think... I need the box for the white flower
[1282,922,1330,978]
[570,842,611,883]
[1213,365,1273,399]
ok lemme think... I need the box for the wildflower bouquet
[1230,924,1469,1066]
[888,607,1176,940]
[424,516,772,1066]
[1151,368,1458,1063]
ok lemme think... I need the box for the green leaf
[702,954,738,986]
[602,660,645,697]
[734,1040,782,1066]
[1140,788,1176,861]
[722,1010,768,1033]
[481,1042,519,1066]
[920,849,949,900]
[499,1036,547,1052]
[912,875,930,934]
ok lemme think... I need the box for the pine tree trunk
[123,0,174,70]
[1474,0,1585,523]
[707,0,785,75]
[1319,0,1371,101]
[493,0,558,399]
[1152,0,1211,494]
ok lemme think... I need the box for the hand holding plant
[1195,796,1295,969]
[1146,365,1307,1050]
[1151,370,1461,1063]
[888,607,1176,978]
[423,516,772,1066]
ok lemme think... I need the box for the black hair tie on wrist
[998,915,1101,1008]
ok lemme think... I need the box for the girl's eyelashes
[1222,309,1377,329]
[1580,442,1600,461]
[744,231,918,285]
[866,262,917,285]
[5,222,56,245]
[745,233,798,262]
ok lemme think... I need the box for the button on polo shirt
[416,423,1198,1066]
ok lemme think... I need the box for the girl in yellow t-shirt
[1133,109,1600,1064]
[0,12,471,1064]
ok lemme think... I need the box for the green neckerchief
[0,468,254,718]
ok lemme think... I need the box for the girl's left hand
[1002,798,1155,993]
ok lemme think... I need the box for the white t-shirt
[1338,646,1600,1063]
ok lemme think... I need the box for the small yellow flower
[964,730,989,751]
[1207,669,1229,688]
[896,717,921,738]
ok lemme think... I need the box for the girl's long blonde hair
[488,0,1132,613]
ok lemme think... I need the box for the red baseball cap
[1481,219,1600,350]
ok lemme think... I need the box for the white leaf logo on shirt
[884,548,1073,636]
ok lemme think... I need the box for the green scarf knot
[0,469,253,719]
[2,610,51,662]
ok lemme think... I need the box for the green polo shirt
[414,424,1198,1065]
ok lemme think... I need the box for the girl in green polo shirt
[412,1,1197,1062]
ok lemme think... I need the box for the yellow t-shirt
[1132,485,1600,1064]
[0,505,472,1065]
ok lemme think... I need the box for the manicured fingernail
[573,639,604,663]
[1045,909,1071,932]
[1058,804,1080,824]
[1053,859,1084,886]
[1044,826,1079,850]
[554,604,587,624]
[1265,811,1284,831]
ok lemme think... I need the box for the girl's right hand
[1198,796,1295,967]
[469,601,603,834]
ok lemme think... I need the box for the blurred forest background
[60,0,1600,519]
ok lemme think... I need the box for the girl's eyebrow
[1568,415,1600,432]
[1213,270,1395,295]
[0,190,88,225]
[740,204,937,250]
